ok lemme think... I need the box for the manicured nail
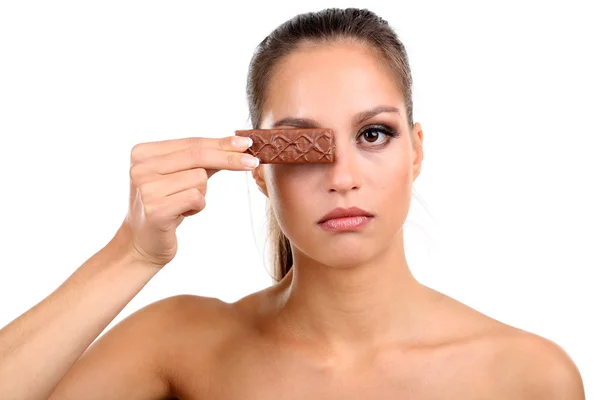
[241,154,260,169]
[233,136,253,148]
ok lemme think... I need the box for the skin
[48,40,585,399]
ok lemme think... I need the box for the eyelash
[357,124,401,148]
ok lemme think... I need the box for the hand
[118,135,258,267]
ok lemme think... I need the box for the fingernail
[234,136,253,148]
[241,154,260,169]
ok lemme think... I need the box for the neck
[273,230,430,347]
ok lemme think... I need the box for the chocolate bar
[235,128,335,164]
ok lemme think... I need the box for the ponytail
[267,204,293,283]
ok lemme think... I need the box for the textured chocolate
[235,128,335,164]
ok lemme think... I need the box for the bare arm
[0,227,164,400]
[0,135,255,399]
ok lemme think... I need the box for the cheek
[266,165,314,211]
[376,151,412,188]
[371,150,413,221]
[265,166,319,244]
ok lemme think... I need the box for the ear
[252,164,269,197]
[411,122,424,181]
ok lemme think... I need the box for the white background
[1,0,598,395]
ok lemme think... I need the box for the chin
[286,220,401,268]
[313,244,382,269]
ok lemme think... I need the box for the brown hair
[246,8,416,283]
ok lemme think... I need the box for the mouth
[317,206,374,232]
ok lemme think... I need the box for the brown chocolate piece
[235,128,335,164]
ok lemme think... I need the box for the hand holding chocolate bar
[120,135,258,267]
[235,128,336,164]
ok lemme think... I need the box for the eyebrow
[271,105,401,129]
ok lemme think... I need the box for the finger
[139,168,208,204]
[144,146,260,175]
[145,188,206,230]
[130,136,252,163]
[182,209,200,217]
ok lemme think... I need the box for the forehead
[262,41,405,126]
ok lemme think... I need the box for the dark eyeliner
[357,124,401,148]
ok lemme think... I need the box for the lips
[317,206,374,224]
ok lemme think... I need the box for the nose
[322,138,363,194]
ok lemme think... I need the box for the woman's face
[254,41,423,267]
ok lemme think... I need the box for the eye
[357,125,400,147]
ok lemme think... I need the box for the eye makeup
[357,123,401,149]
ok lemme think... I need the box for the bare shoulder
[105,294,237,339]
[426,290,585,399]
[134,293,242,348]
[51,294,238,398]
[93,293,239,361]
[118,294,245,385]
[436,291,585,399]
[485,328,585,399]
[144,293,236,325]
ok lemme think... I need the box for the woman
[0,7,585,399]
